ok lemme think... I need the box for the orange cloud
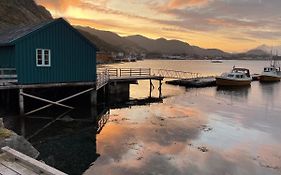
[36,0,81,12]
[168,0,210,8]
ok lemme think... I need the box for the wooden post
[91,89,97,106]
[102,85,107,104]
[19,89,24,116]
[158,80,162,98]
[149,79,152,98]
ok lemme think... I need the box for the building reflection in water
[17,95,164,175]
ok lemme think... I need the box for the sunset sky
[35,0,281,52]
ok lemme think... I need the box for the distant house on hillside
[0,18,97,85]
[96,51,114,64]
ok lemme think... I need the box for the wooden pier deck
[0,147,67,175]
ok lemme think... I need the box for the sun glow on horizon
[36,0,281,52]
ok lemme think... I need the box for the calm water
[21,60,281,175]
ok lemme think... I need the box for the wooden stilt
[149,79,152,98]
[19,89,24,116]
[91,89,97,106]
[158,80,162,98]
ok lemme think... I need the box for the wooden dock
[0,147,67,175]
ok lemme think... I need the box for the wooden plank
[2,147,67,175]
[0,163,19,175]
[1,160,39,175]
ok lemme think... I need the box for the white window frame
[36,49,51,67]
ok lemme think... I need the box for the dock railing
[96,69,110,90]
[96,67,214,89]
[152,69,200,79]
[105,68,152,77]
[0,68,18,85]
[98,68,208,79]
[119,68,151,77]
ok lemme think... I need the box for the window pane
[45,57,49,65]
[44,50,49,56]
[37,55,42,65]
[37,49,43,65]
[44,50,49,65]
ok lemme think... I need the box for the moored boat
[211,60,223,63]
[216,67,252,86]
[259,66,281,82]
[259,57,281,82]
[259,53,281,82]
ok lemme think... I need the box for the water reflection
[84,104,208,175]
[84,99,281,175]
[259,82,281,111]
[14,95,164,175]
[110,97,164,109]
[215,86,250,104]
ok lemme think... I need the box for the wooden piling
[159,80,162,98]
[91,89,97,106]
[19,89,24,116]
[149,79,152,98]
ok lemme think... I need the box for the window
[36,49,51,67]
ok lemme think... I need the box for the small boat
[259,66,281,82]
[260,52,281,82]
[211,60,223,63]
[216,67,252,86]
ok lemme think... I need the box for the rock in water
[0,118,39,158]
[0,134,39,158]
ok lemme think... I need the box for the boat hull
[216,77,251,86]
[259,75,281,82]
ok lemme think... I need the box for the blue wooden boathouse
[0,18,100,116]
[0,18,97,85]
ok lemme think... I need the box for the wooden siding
[0,46,15,68]
[15,20,96,85]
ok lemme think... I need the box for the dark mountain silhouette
[0,0,52,32]
[76,26,145,54]
[77,27,228,57]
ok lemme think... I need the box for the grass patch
[0,128,13,138]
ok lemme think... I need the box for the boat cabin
[264,67,280,72]
[231,68,250,78]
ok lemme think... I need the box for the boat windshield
[231,69,250,77]
[264,67,274,72]
[227,74,235,78]
[235,74,243,78]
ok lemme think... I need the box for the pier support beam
[91,89,97,106]
[150,79,152,98]
[158,80,162,98]
[19,89,24,116]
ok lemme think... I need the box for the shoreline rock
[0,118,39,158]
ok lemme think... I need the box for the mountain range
[254,44,281,55]
[76,26,229,57]
[0,0,52,31]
